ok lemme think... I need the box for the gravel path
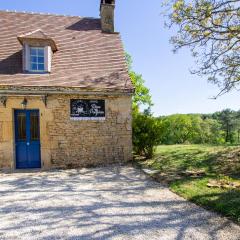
[0,166,239,240]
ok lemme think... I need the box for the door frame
[14,109,42,169]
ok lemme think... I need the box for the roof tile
[0,11,133,92]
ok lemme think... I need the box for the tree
[212,109,237,143]
[127,53,158,157]
[125,53,153,111]
[165,0,240,96]
[234,110,240,143]
[200,118,225,143]
[158,113,228,144]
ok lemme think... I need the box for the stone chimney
[100,0,115,33]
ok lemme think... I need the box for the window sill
[24,71,50,75]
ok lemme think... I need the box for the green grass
[136,144,240,223]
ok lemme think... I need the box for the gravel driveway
[0,166,239,240]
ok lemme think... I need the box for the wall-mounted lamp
[21,98,28,109]
[41,94,48,107]
[0,96,7,107]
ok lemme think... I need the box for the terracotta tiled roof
[0,11,133,92]
[17,29,58,51]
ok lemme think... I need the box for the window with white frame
[30,47,45,72]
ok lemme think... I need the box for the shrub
[133,112,161,158]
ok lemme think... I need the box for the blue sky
[1,0,239,116]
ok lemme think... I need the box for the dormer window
[30,47,45,72]
[17,29,58,74]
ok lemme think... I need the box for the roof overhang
[0,86,134,96]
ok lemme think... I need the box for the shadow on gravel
[0,167,239,240]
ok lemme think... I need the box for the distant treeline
[157,109,240,145]
[133,108,240,158]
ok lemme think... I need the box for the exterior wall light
[0,96,7,107]
[21,98,28,109]
[41,94,48,107]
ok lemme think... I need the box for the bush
[133,112,161,158]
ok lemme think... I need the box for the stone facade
[0,94,132,170]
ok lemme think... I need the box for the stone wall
[0,94,132,169]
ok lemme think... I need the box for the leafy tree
[126,53,157,157]
[160,114,197,144]
[200,118,225,143]
[125,53,153,111]
[213,109,240,143]
[234,110,240,143]
[158,112,235,145]
[158,116,173,144]
[169,115,193,143]
[164,0,240,96]
[189,115,205,143]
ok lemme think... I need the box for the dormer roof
[17,29,58,52]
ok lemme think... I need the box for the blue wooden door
[15,110,41,169]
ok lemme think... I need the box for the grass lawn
[136,145,240,223]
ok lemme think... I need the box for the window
[30,47,45,72]
[17,113,26,141]
[30,112,40,141]
[18,30,57,73]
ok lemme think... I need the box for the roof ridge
[0,9,100,19]
[18,29,45,37]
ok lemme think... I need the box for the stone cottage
[0,0,133,170]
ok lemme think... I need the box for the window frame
[29,47,45,73]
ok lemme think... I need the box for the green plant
[136,144,240,223]
[133,112,161,158]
